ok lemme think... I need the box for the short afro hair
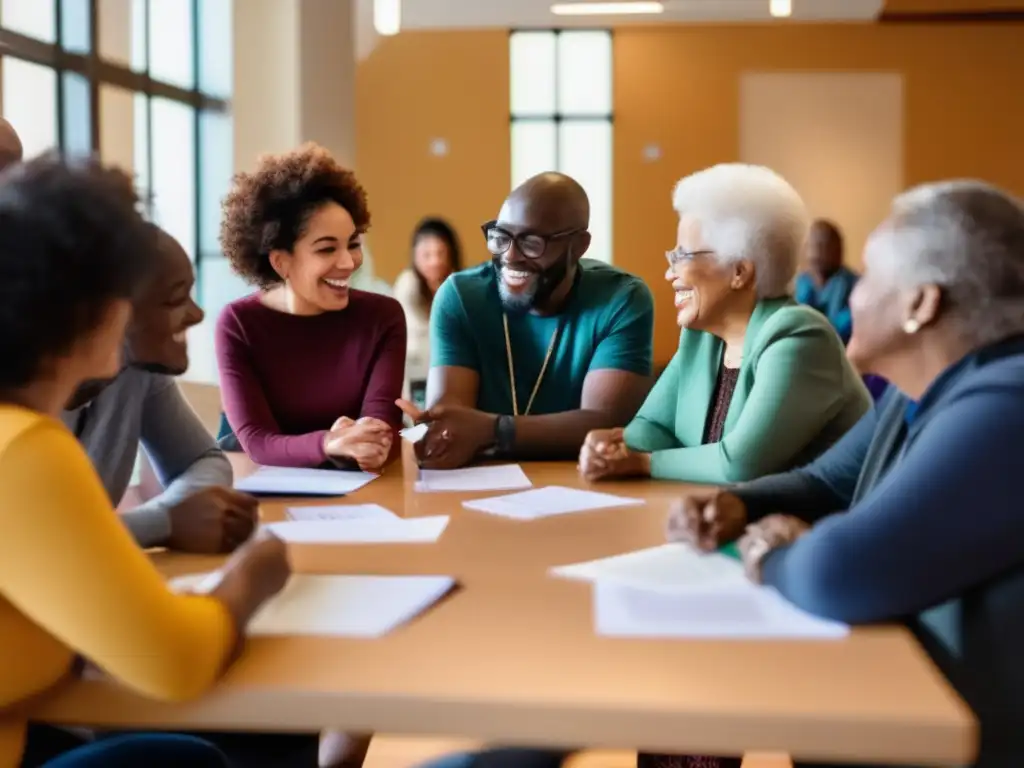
[0,153,157,389]
[219,142,371,289]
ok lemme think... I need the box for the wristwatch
[495,414,516,455]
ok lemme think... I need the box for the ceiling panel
[883,0,1024,11]
[399,0,883,30]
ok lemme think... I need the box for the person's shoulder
[348,289,405,325]
[578,259,653,307]
[216,292,261,329]
[392,269,422,306]
[0,406,76,463]
[440,262,494,309]
[753,300,847,358]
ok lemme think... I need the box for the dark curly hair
[0,153,157,390]
[219,142,371,289]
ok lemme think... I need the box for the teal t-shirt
[429,259,654,416]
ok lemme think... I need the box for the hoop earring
[903,318,921,335]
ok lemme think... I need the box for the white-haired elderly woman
[580,163,870,485]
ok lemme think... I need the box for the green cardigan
[624,297,871,484]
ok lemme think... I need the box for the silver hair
[671,163,810,298]
[883,180,1024,345]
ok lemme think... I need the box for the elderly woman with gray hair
[580,163,870,485]
[668,179,1024,768]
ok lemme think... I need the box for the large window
[510,29,613,264]
[0,0,232,282]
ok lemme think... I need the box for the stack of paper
[551,543,747,589]
[463,486,644,520]
[172,574,455,637]
[551,543,849,639]
[593,581,849,639]
[266,515,449,544]
[236,466,377,496]
[414,464,532,493]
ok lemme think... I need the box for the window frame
[508,28,614,164]
[0,0,229,297]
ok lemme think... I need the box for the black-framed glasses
[665,246,716,269]
[482,220,584,260]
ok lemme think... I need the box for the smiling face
[125,231,203,375]
[666,215,750,331]
[269,201,364,315]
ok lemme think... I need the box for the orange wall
[357,23,1024,364]
[355,31,510,283]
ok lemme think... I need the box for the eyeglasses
[665,246,716,268]
[482,220,584,260]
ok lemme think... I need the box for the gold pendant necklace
[502,313,561,417]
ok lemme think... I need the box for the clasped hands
[577,428,651,481]
[396,399,496,469]
[323,415,393,472]
[666,490,810,582]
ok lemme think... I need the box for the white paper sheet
[550,543,747,589]
[266,515,450,544]
[593,581,849,639]
[414,464,532,493]
[400,423,429,443]
[463,486,644,520]
[286,504,398,522]
[235,466,377,496]
[172,574,455,637]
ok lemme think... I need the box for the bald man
[0,117,24,171]
[398,172,654,469]
[795,219,859,343]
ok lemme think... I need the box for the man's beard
[493,253,571,315]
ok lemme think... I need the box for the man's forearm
[510,409,621,460]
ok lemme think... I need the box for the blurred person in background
[795,219,858,343]
[393,217,464,407]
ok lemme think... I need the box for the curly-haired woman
[216,143,406,471]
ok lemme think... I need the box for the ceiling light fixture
[551,2,665,16]
[769,0,792,18]
[374,0,401,36]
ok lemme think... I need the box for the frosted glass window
[132,92,150,205]
[198,109,232,254]
[1,58,57,159]
[0,0,56,42]
[511,121,557,190]
[559,121,613,263]
[61,71,92,156]
[130,0,146,70]
[510,32,556,117]
[150,97,196,258]
[557,31,612,116]
[60,0,91,53]
[198,0,232,98]
[100,84,136,172]
[148,0,194,88]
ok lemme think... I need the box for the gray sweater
[61,368,233,547]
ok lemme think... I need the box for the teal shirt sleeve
[648,324,861,484]
[428,276,478,370]
[588,280,655,376]
[623,351,683,451]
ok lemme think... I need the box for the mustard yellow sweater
[0,406,235,766]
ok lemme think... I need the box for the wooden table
[35,449,976,766]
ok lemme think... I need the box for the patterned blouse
[637,361,743,768]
